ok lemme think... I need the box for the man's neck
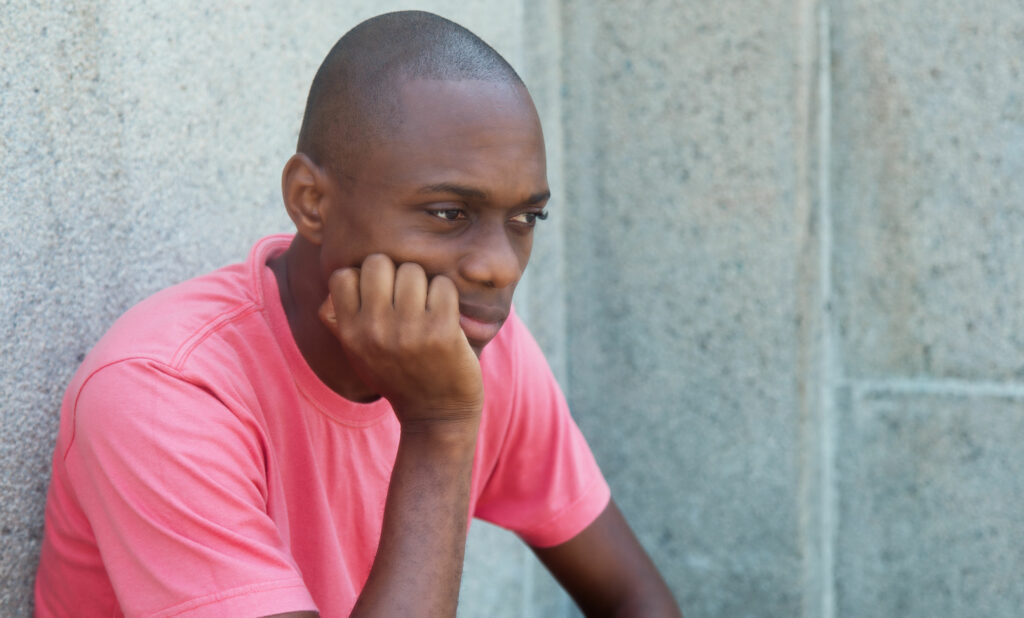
[267,237,381,403]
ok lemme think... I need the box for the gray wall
[3,1,1023,616]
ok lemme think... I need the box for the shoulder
[78,235,291,377]
[67,270,272,450]
[93,262,256,364]
[59,236,296,447]
[62,254,275,433]
[69,356,260,456]
[75,235,293,386]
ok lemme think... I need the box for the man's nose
[458,226,524,289]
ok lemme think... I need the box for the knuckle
[361,318,388,347]
[424,325,450,352]
[429,275,456,298]
[397,261,426,279]
[328,267,357,291]
[363,253,393,272]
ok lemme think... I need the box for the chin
[468,337,492,358]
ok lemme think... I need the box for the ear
[281,153,331,245]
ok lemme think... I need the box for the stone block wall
[3,1,1023,616]
[830,1,1024,614]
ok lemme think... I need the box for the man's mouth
[458,303,507,347]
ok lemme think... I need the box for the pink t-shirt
[35,235,609,618]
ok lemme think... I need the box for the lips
[458,303,507,347]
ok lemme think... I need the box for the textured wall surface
[559,1,816,615]
[4,0,1024,616]
[829,1,1024,616]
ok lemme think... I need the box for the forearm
[590,558,681,618]
[534,501,682,618]
[597,587,683,618]
[575,569,682,618]
[314,256,486,616]
[350,421,479,617]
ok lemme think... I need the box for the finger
[393,262,428,319]
[326,267,361,317]
[425,274,459,325]
[359,254,396,314]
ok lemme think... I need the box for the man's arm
[306,256,481,617]
[267,255,677,618]
[532,500,683,618]
[269,500,679,618]
[265,423,477,618]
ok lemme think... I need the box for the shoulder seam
[63,357,189,462]
[170,303,262,369]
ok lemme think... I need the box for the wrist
[398,416,481,454]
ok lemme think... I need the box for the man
[35,11,681,617]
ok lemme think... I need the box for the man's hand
[318,254,484,428]
[316,254,482,616]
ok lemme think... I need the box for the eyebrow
[523,190,551,205]
[417,183,550,206]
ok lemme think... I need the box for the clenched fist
[318,254,484,430]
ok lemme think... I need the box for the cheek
[319,217,388,271]
[519,235,534,263]
[388,246,454,276]
[323,230,452,277]
[508,233,534,273]
[318,235,371,282]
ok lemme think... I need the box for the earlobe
[281,153,329,245]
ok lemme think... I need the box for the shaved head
[297,11,526,179]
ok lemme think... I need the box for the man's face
[318,78,549,354]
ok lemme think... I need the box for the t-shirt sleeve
[64,359,316,618]
[473,316,611,548]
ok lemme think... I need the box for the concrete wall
[830,1,1024,615]
[3,1,1023,616]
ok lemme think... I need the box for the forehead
[394,78,539,135]
[346,79,547,196]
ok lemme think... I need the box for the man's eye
[511,210,549,225]
[430,209,466,221]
